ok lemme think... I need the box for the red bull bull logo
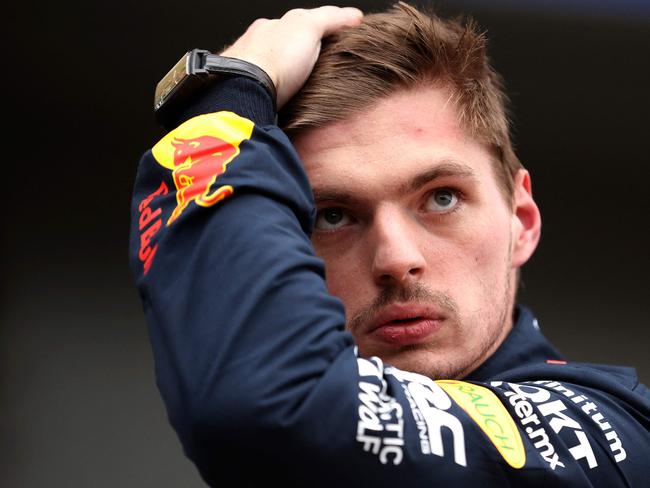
[166,135,237,224]
[152,111,255,225]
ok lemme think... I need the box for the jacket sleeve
[129,79,650,487]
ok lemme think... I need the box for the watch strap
[205,55,277,112]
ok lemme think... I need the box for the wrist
[219,48,280,90]
[154,49,277,129]
[172,76,276,130]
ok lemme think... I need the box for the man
[130,3,649,486]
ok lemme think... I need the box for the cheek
[314,240,379,324]
[314,243,359,299]
[431,214,512,286]
[471,225,510,268]
[463,225,513,312]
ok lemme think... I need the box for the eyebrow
[312,159,477,205]
[400,160,477,194]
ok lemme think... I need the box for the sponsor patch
[437,380,526,469]
[152,112,254,225]
[355,358,405,465]
[387,367,467,466]
[137,181,169,274]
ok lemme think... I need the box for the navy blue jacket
[130,78,650,486]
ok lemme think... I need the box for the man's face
[292,87,539,379]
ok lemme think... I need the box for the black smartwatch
[154,49,277,127]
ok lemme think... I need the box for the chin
[368,346,471,380]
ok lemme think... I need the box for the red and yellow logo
[152,112,254,225]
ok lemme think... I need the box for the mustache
[347,282,459,333]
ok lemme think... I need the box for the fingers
[318,6,364,36]
[220,6,364,110]
[282,6,364,37]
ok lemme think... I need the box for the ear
[511,169,541,268]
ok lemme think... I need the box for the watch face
[154,53,190,110]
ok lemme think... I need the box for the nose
[370,206,426,288]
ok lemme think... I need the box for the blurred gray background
[4,0,649,486]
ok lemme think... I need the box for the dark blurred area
[4,1,649,486]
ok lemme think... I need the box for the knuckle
[246,17,273,34]
[283,8,307,19]
[250,17,269,27]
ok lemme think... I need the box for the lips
[367,303,445,346]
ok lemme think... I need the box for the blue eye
[425,188,459,212]
[315,208,352,230]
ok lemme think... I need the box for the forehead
[291,87,496,194]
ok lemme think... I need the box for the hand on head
[221,6,364,109]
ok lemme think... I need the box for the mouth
[367,304,445,346]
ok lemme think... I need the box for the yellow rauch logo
[437,380,526,469]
